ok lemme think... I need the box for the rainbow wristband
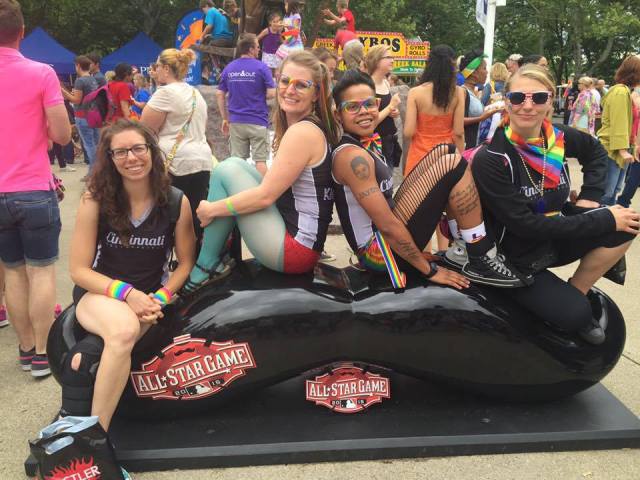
[152,286,173,305]
[225,198,238,216]
[106,280,134,301]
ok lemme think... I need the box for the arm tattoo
[450,182,480,217]
[356,186,379,200]
[396,239,421,262]
[351,156,371,180]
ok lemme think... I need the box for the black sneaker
[462,244,530,288]
[578,318,606,345]
[19,346,35,371]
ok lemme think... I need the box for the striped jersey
[275,120,334,252]
[332,134,394,252]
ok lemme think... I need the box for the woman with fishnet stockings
[331,70,525,289]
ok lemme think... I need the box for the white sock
[460,223,487,244]
[448,219,461,240]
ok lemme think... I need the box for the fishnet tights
[393,143,460,225]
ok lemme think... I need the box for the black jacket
[471,124,616,273]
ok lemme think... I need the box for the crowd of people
[2,0,640,475]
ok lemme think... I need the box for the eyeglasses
[277,75,316,92]
[109,144,150,161]
[505,91,551,106]
[382,56,394,60]
[339,96,379,114]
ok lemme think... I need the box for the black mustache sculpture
[48,261,626,419]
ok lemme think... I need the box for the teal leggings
[188,158,287,285]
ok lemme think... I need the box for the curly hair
[87,120,171,246]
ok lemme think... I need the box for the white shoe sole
[31,368,51,378]
[0,319,9,328]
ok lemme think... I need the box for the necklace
[515,132,547,214]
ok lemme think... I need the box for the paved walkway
[1,160,639,479]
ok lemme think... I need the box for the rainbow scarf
[360,133,382,156]
[504,119,565,189]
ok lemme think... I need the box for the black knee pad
[61,335,104,416]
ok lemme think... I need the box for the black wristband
[424,261,439,279]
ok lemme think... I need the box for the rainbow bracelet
[152,286,173,305]
[225,198,238,216]
[106,280,134,301]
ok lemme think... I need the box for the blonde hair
[133,73,148,88]
[272,51,340,153]
[506,63,555,97]
[157,48,196,81]
[105,70,116,82]
[365,45,389,75]
[337,0,349,9]
[490,62,509,82]
[578,76,593,88]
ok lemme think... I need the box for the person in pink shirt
[0,0,71,378]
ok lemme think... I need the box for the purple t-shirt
[218,57,275,127]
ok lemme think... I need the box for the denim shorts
[0,190,61,267]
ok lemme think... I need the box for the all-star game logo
[305,365,390,413]
[131,334,256,400]
[45,457,100,480]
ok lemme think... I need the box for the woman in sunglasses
[68,120,196,431]
[472,64,639,345]
[182,51,340,292]
[330,69,525,290]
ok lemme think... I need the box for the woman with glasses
[364,45,402,168]
[472,64,639,345]
[67,120,196,431]
[330,69,525,290]
[182,51,340,293]
[141,48,213,247]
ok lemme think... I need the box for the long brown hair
[87,120,171,245]
[272,51,340,153]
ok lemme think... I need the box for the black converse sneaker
[462,243,530,288]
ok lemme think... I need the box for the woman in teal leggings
[183,51,340,292]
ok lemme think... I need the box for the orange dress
[405,112,454,175]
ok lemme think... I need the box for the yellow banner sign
[313,31,430,60]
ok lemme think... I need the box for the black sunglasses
[506,91,551,106]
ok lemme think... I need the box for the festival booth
[313,31,430,79]
[101,32,163,77]
[19,27,77,75]
[23,252,640,476]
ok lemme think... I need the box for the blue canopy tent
[19,27,77,75]
[101,33,163,76]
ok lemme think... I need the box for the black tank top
[375,90,398,137]
[93,187,182,293]
[332,134,394,252]
[275,118,333,252]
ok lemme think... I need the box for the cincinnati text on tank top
[275,118,333,252]
[332,133,394,252]
[93,203,174,293]
[507,142,571,215]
